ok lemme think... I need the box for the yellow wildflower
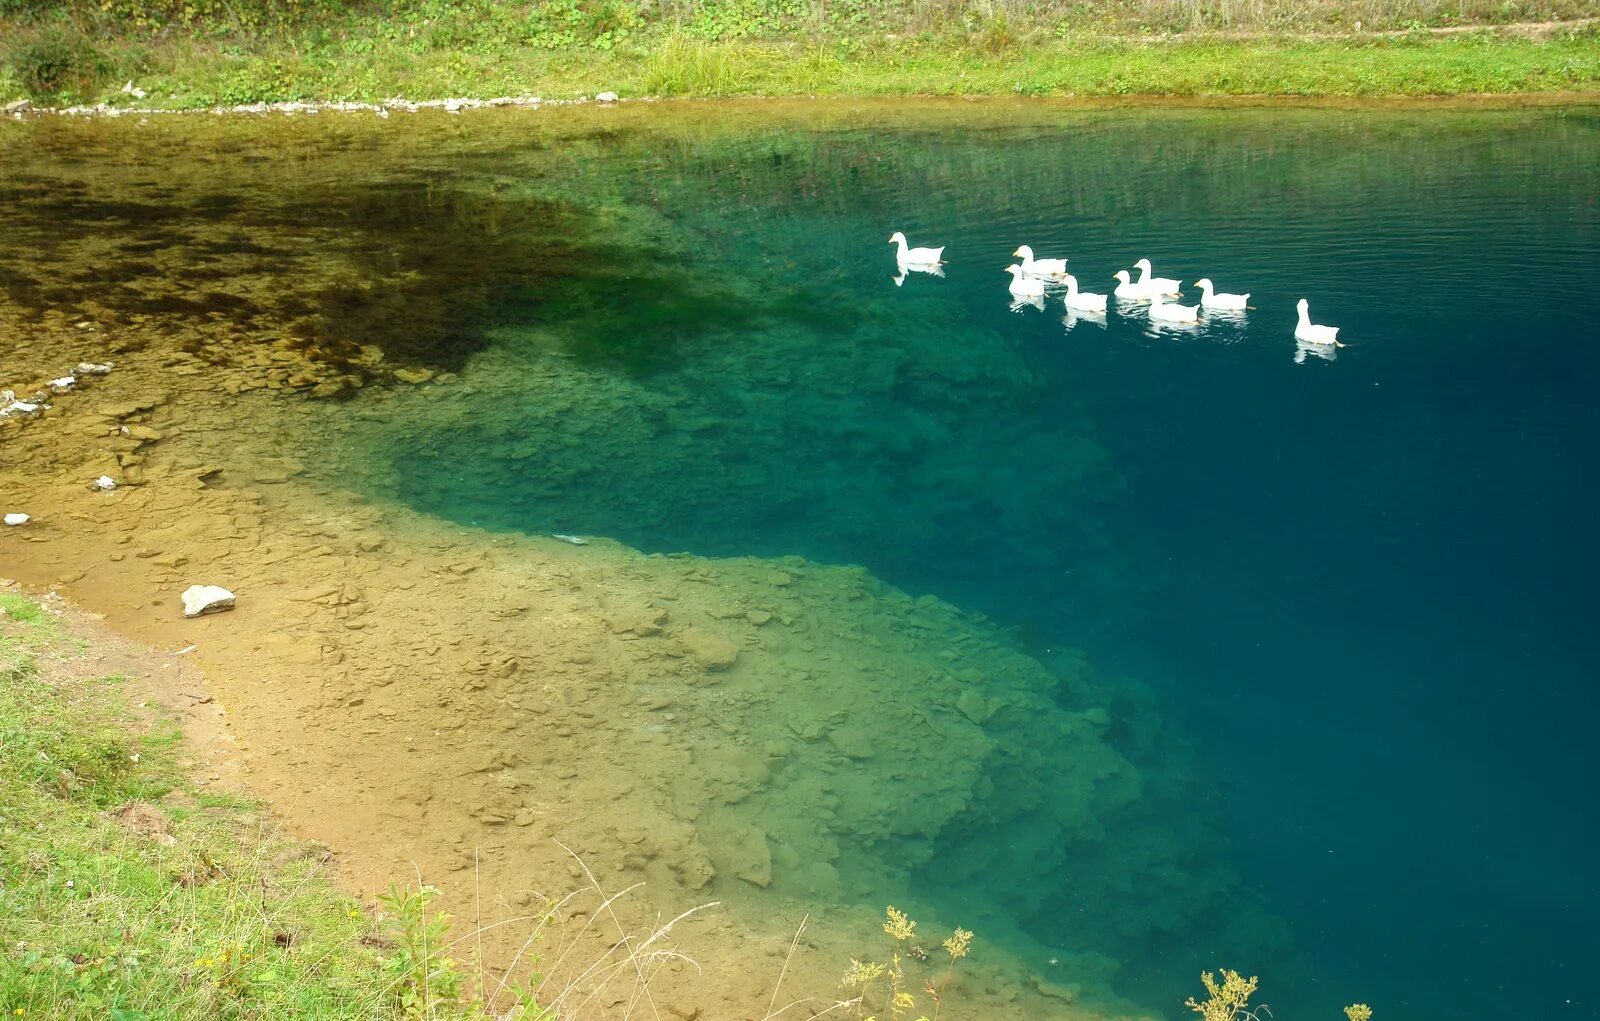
[942,928,972,960]
[883,906,916,942]
[1186,969,1259,1021]
[840,958,885,989]
[1345,1005,1373,1021]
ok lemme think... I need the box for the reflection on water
[1294,337,1339,363]
[4,101,1600,1020]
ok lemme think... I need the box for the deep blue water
[341,107,1600,1019]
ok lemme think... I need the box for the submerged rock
[3,513,29,526]
[76,363,114,375]
[730,827,772,887]
[956,687,996,724]
[679,627,739,671]
[121,424,164,442]
[90,475,117,491]
[48,376,76,393]
[597,91,620,103]
[181,585,237,618]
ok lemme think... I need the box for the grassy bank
[0,590,508,1020]
[0,1,1596,106]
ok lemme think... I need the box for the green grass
[0,0,1597,105]
[0,595,502,1020]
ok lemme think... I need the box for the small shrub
[218,58,299,103]
[6,28,110,100]
[379,882,466,1017]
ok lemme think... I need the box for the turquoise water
[362,107,1600,1019]
[6,103,1599,1019]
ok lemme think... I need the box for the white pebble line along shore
[4,90,629,119]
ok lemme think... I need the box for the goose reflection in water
[1062,308,1107,331]
[1008,293,1048,314]
[1295,336,1339,363]
[891,262,946,287]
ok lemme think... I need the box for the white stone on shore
[597,91,620,103]
[76,362,114,375]
[181,585,236,618]
[91,475,117,491]
[3,513,29,526]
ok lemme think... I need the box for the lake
[2,99,1597,1020]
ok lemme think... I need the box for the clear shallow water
[5,102,1599,1019]
[358,106,1600,1020]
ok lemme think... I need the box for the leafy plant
[379,883,465,1018]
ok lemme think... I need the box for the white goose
[1004,265,1047,298]
[1012,245,1069,278]
[1112,270,1149,300]
[1295,299,1341,345]
[1149,294,1200,324]
[1061,273,1108,312]
[1133,259,1182,297]
[1194,278,1249,311]
[889,231,945,266]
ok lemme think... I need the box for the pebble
[3,513,29,526]
[91,475,117,491]
[76,363,114,375]
[48,376,76,393]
